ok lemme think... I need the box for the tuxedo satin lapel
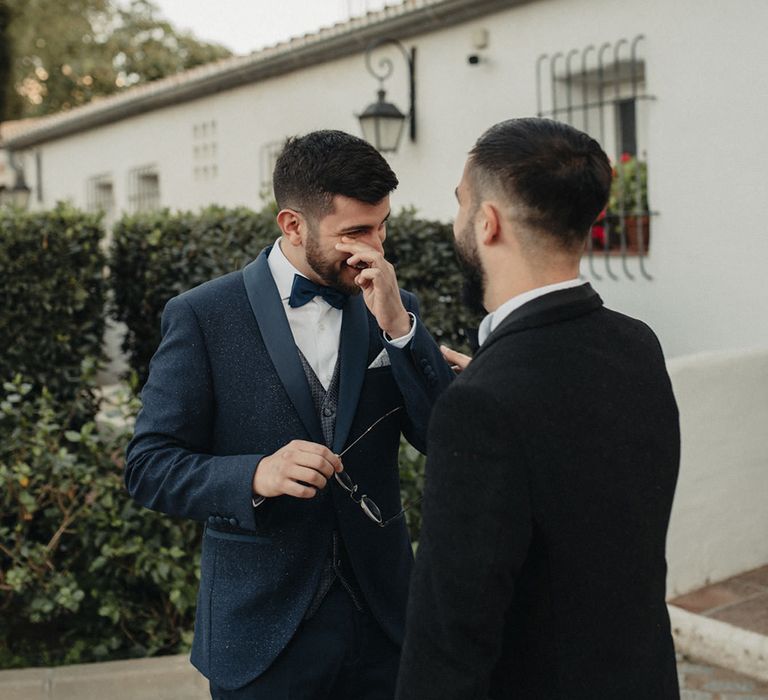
[333,294,369,453]
[242,250,323,443]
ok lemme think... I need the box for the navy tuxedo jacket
[125,247,453,690]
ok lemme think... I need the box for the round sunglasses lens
[361,496,383,524]
[335,471,355,492]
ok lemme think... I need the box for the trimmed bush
[0,203,106,407]
[110,205,479,388]
[109,206,280,387]
[0,369,200,668]
[385,207,479,350]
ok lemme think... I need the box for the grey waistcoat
[296,349,365,618]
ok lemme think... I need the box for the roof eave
[4,0,526,149]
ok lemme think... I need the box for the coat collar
[475,283,603,358]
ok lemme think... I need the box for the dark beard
[453,229,487,316]
[305,228,361,297]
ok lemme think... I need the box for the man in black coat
[125,131,453,699]
[396,118,680,700]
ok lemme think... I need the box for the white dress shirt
[478,278,585,346]
[267,238,416,389]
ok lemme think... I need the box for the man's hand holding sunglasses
[253,441,343,500]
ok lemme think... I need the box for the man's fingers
[294,452,336,480]
[354,267,380,286]
[345,251,384,270]
[336,240,385,265]
[440,345,472,371]
[288,465,329,490]
[283,480,318,499]
[289,440,342,472]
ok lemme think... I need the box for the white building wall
[666,347,768,596]
[14,0,768,359]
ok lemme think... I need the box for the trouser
[209,581,400,700]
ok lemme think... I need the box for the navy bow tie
[288,274,347,309]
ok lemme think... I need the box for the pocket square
[367,348,391,369]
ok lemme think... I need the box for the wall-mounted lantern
[0,155,31,209]
[357,39,416,153]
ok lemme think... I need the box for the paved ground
[679,654,768,698]
[671,565,768,637]
[672,564,768,697]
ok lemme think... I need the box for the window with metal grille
[86,174,115,223]
[192,120,219,182]
[259,140,285,202]
[536,35,653,280]
[127,165,161,213]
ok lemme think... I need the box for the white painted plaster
[10,0,768,360]
[666,347,768,596]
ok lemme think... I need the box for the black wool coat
[396,284,681,700]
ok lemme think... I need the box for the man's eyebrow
[339,211,391,233]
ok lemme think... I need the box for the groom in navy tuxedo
[125,130,453,699]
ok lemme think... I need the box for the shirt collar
[268,237,306,302]
[478,278,585,346]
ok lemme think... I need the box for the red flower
[620,152,632,163]
[592,225,605,245]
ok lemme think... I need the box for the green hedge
[0,203,106,407]
[385,207,479,350]
[110,205,479,388]
[0,371,200,668]
[109,206,280,387]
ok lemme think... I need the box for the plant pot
[624,215,650,254]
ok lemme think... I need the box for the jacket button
[323,406,335,417]
[208,515,215,523]
[229,518,237,527]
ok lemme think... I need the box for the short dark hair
[272,130,399,220]
[468,118,611,248]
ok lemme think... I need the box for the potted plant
[591,153,650,253]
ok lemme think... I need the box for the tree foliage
[0,1,11,122]
[2,0,232,120]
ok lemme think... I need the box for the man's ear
[478,201,502,246]
[276,209,304,246]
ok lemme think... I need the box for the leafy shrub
[110,205,479,388]
[0,203,106,408]
[109,206,280,387]
[386,207,480,351]
[0,368,200,668]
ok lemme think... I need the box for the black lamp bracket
[364,38,416,143]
